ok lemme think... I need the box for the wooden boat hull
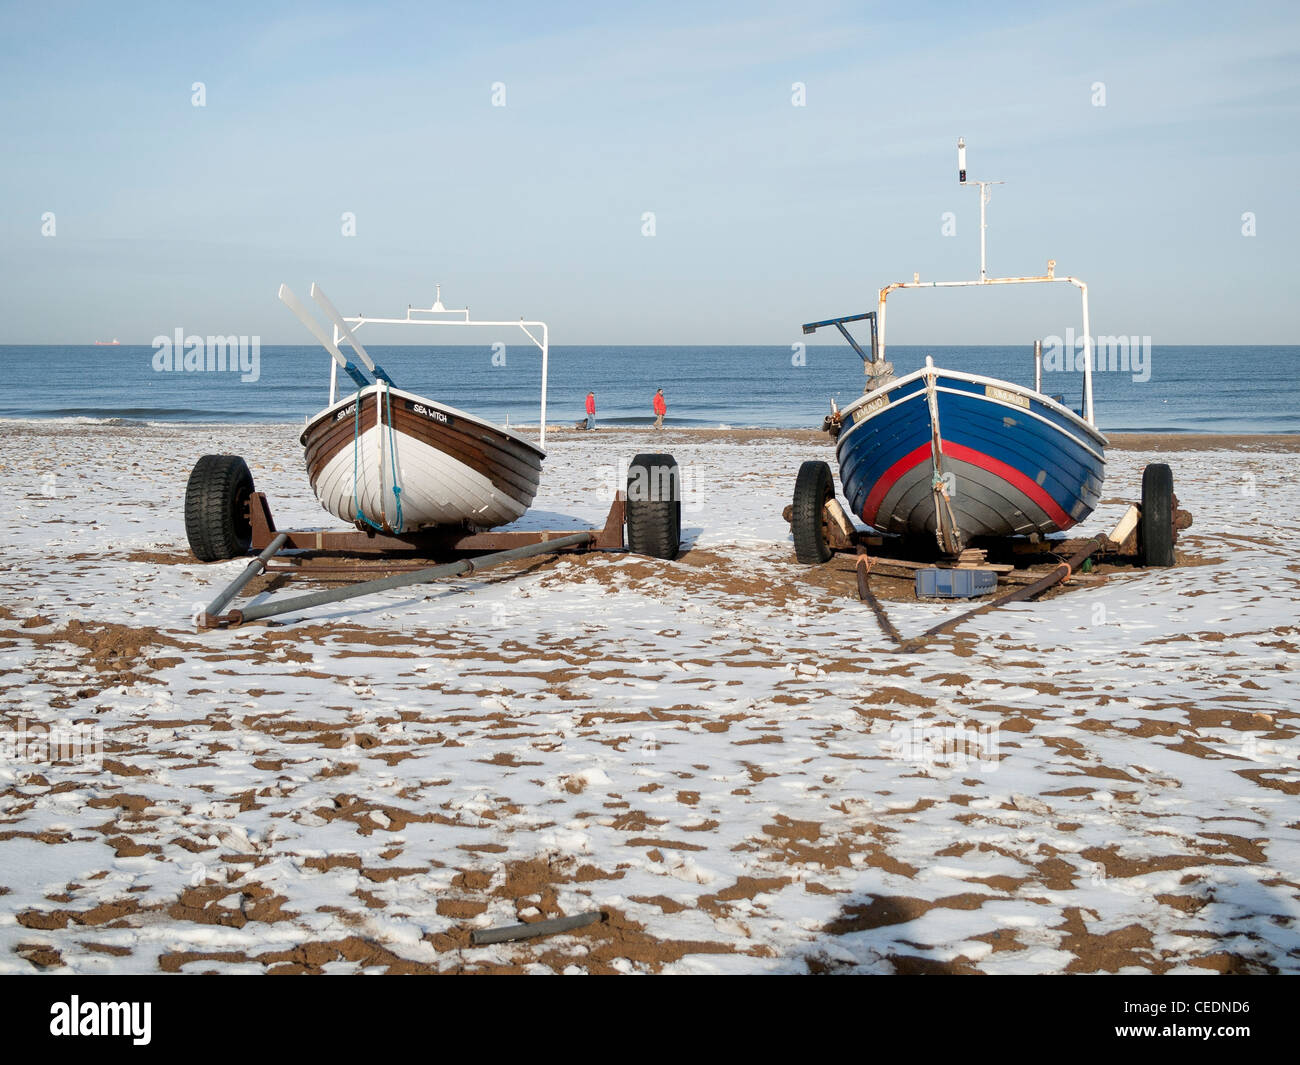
[300,386,545,531]
[837,364,1106,548]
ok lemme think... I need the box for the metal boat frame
[316,284,553,447]
[805,140,1097,426]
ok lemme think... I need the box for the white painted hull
[300,386,545,531]
[313,423,529,529]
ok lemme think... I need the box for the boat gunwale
[837,365,1108,462]
[300,384,547,458]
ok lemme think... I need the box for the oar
[277,283,371,389]
[310,283,395,385]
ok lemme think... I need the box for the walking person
[585,390,596,431]
[652,387,666,430]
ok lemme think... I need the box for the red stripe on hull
[940,441,1075,530]
[859,441,1078,533]
[860,443,931,525]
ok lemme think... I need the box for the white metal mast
[324,288,552,448]
[874,139,1096,426]
[957,137,1003,282]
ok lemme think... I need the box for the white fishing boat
[279,283,549,533]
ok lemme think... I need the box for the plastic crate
[915,567,998,599]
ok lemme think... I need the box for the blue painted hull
[836,366,1106,546]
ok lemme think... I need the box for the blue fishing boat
[799,139,1107,557]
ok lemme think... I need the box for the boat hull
[836,365,1106,549]
[300,386,545,531]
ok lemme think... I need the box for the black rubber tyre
[626,452,681,560]
[792,460,834,564]
[1139,462,1176,567]
[185,455,255,562]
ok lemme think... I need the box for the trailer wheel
[792,460,834,564]
[626,452,681,560]
[1140,462,1176,567]
[185,455,255,562]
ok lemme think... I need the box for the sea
[1,345,1296,434]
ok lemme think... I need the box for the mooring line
[855,546,904,646]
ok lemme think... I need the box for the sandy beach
[1,420,1297,974]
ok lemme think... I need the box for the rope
[352,388,385,532]
[383,381,404,534]
[350,386,404,534]
[345,383,405,535]
[931,468,961,554]
[1045,552,1074,584]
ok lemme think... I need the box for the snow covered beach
[1,420,1297,974]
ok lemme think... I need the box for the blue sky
[1,0,1296,344]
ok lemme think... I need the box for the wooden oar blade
[310,283,394,384]
[278,283,370,388]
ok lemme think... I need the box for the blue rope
[384,383,404,533]
[350,384,404,534]
[352,389,385,532]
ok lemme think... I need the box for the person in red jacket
[585,391,596,431]
[653,387,666,429]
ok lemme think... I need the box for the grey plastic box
[915,567,998,599]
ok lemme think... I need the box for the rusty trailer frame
[787,483,1192,649]
[196,490,631,630]
[244,489,627,557]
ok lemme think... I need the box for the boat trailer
[786,460,1193,651]
[188,453,682,630]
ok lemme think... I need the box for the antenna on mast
[957,137,1004,282]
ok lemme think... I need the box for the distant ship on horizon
[93,339,121,346]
